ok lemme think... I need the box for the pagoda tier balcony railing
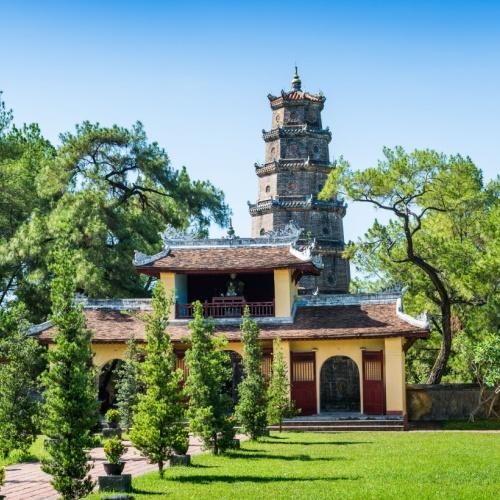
[254,159,331,175]
[248,194,347,216]
[175,297,275,319]
[262,125,332,142]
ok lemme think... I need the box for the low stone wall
[406,384,499,421]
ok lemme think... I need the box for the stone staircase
[268,415,406,432]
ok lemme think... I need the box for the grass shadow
[227,452,346,462]
[173,474,359,484]
[279,441,371,446]
[129,475,358,496]
[230,448,266,453]
[131,489,164,496]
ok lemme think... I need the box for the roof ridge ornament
[134,247,171,266]
[292,66,302,91]
[265,221,303,240]
[161,225,200,242]
[226,219,236,239]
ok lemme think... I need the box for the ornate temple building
[32,71,430,427]
[249,68,350,293]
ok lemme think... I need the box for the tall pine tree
[41,244,99,499]
[130,282,187,478]
[185,302,234,455]
[235,308,267,439]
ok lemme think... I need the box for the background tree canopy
[0,93,230,322]
[320,147,499,384]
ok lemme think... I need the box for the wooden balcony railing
[176,297,275,319]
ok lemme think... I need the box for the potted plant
[103,436,126,475]
[105,408,121,429]
[0,465,5,500]
[169,432,191,466]
[103,408,122,438]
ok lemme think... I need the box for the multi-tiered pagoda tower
[249,69,350,293]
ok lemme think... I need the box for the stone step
[280,419,403,426]
[268,424,405,432]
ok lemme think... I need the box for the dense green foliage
[88,431,500,499]
[130,282,188,478]
[456,332,500,420]
[321,148,499,383]
[0,93,229,322]
[0,93,55,319]
[115,336,143,430]
[41,245,99,499]
[0,305,44,458]
[235,309,267,440]
[185,302,234,455]
[0,435,48,468]
[267,338,294,431]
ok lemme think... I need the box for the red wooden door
[362,350,385,415]
[291,352,317,416]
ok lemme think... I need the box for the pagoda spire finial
[291,66,302,91]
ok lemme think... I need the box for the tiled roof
[135,246,319,275]
[36,303,428,344]
[268,91,325,104]
[284,91,324,102]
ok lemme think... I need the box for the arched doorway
[98,359,123,414]
[224,350,243,407]
[320,356,360,412]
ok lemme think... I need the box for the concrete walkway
[2,437,209,500]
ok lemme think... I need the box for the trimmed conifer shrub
[115,335,143,430]
[267,338,294,432]
[235,308,268,439]
[185,302,234,455]
[41,244,99,499]
[130,281,188,478]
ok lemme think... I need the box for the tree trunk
[158,460,164,478]
[213,433,218,455]
[426,302,452,384]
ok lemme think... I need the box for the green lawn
[92,431,500,499]
[0,435,48,467]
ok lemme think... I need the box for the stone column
[384,337,406,416]
[273,269,292,318]
[159,272,176,320]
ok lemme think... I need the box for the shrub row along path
[2,436,225,500]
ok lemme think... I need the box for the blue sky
[2,0,499,242]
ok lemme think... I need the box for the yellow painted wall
[48,343,129,372]
[224,342,243,357]
[208,336,405,415]
[92,343,128,370]
[85,329,406,415]
[384,337,406,415]
[274,268,294,317]
[160,271,176,319]
[288,338,383,414]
